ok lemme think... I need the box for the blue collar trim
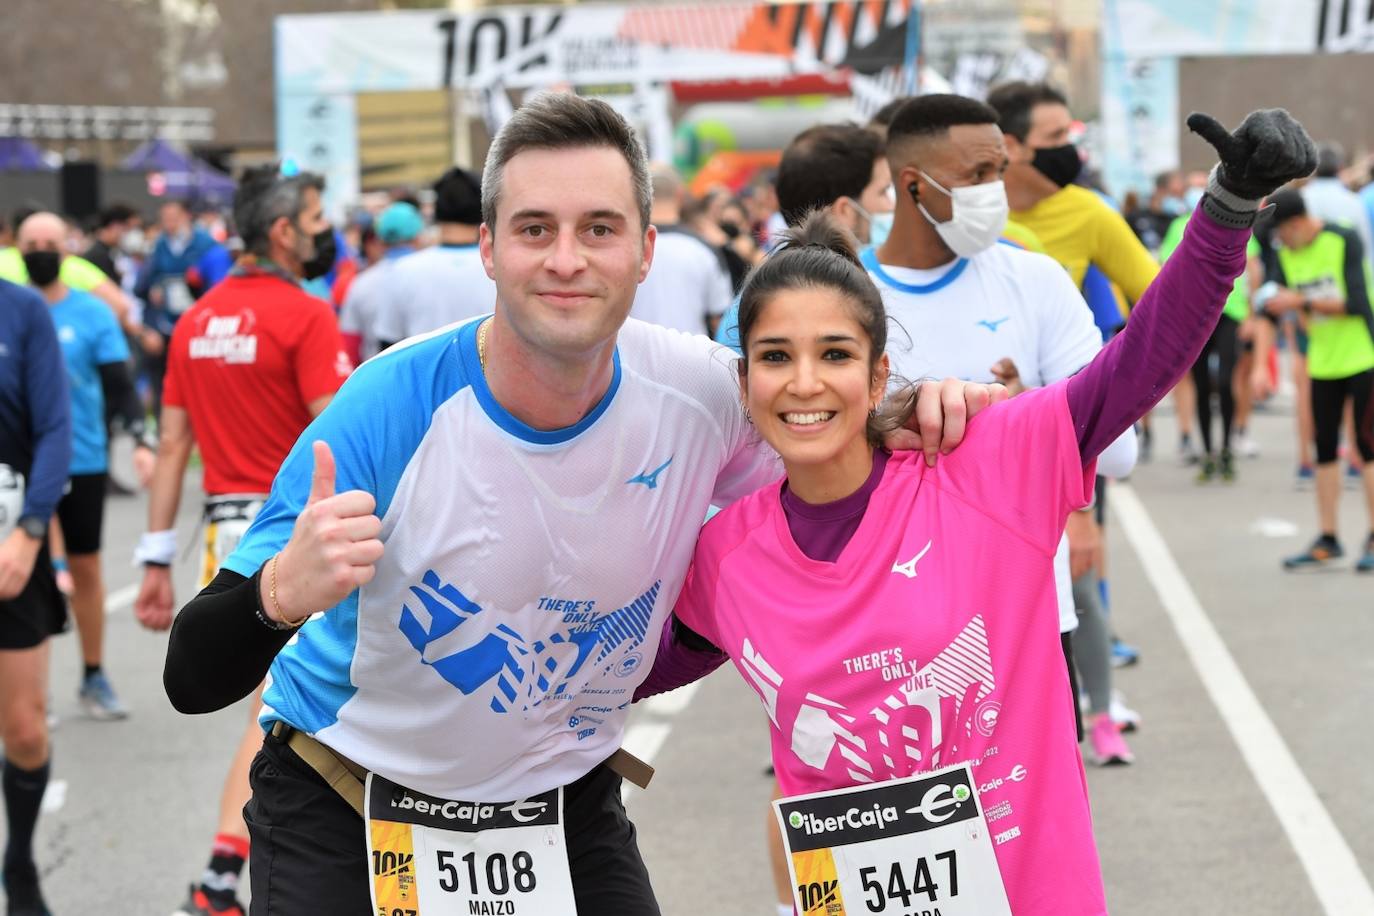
[860,247,969,294]
[459,317,622,446]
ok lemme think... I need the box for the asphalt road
[27,391,1373,915]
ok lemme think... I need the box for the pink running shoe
[1088,713,1134,766]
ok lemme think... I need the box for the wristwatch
[16,515,45,541]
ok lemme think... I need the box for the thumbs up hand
[262,441,384,625]
[1187,109,1316,201]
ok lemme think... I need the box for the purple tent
[0,137,54,171]
[122,138,191,173]
[122,139,236,206]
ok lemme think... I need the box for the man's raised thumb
[308,440,336,504]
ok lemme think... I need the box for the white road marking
[40,779,66,813]
[1113,484,1374,915]
[621,682,701,803]
[105,583,138,615]
[1250,517,1300,538]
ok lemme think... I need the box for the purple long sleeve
[1068,209,1250,462]
[632,614,728,701]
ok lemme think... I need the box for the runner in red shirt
[133,165,350,916]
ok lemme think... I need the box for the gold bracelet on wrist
[255,554,305,631]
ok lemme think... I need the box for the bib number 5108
[436,850,538,896]
[859,850,958,912]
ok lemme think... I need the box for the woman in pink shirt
[637,109,1315,915]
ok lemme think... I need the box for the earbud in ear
[907,182,919,201]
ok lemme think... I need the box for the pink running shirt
[674,383,1107,915]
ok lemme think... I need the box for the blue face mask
[848,198,894,248]
[1183,187,1205,211]
[868,211,894,248]
[1161,196,1187,217]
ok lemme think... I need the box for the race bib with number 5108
[365,773,577,916]
[774,763,1011,916]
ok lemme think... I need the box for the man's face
[1008,102,1072,165]
[480,145,654,360]
[901,124,1008,224]
[836,157,895,243]
[160,203,189,236]
[286,187,330,272]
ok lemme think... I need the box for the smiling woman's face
[742,285,888,469]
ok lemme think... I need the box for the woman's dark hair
[735,209,917,446]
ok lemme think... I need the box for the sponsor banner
[369,778,562,833]
[275,2,917,95]
[778,767,979,855]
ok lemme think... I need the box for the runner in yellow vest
[1261,190,1374,571]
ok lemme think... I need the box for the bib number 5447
[859,850,958,912]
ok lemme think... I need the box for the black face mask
[23,250,61,287]
[719,221,741,240]
[1031,143,1083,188]
[301,227,336,281]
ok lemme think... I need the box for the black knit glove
[1186,110,1316,226]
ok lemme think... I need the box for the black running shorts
[1311,370,1374,464]
[55,472,108,556]
[0,542,68,650]
[244,729,661,915]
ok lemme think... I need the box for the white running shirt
[373,243,497,345]
[226,317,780,800]
[631,225,733,335]
[339,250,412,360]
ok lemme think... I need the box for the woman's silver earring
[744,407,753,424]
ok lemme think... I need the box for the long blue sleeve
[22,292,71,522]
[0,281,71,523]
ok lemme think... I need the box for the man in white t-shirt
[374,168,497,347]
[630,164,733,337]
[869,94,1138,768]
[338,201,422,362]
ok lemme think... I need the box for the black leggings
[1311,370,1374,464]
[1190,315,1239,454]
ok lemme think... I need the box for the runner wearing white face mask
[910,167,1011,259]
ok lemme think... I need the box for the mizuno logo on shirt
[626,457,673,489]
[977,317,1010,332]
[892,540,933,579]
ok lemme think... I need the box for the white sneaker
[1234,431,1260,458]
[1109,690,1141,733]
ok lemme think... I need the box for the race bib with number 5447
[774,763,1011,916]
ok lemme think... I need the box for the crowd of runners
[0,77,1359,916]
